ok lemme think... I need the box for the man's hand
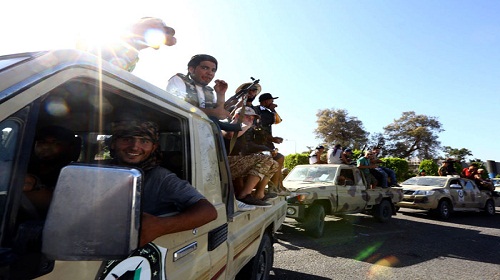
[130,17,177,50]
[273,137,283,144]
[214,79,228,95]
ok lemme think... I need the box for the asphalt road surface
[271,207,500,280]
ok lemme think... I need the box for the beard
[247,96,256,102]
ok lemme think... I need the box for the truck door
[462,179,481,208]
[336,168,367,212]
[449,179,466,208]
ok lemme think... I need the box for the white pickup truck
[0,49,286,279]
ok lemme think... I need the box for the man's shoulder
[147,165,176,178]
[168,73,186,82]
[251,105,262,112]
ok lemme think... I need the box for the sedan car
[396,176,497,219]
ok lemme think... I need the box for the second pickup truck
[284,164,403,237]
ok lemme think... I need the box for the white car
[491,178,500,192]
[397,176,497,219]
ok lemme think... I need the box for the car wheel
[304,204,325,238]
[374,200,392,223]
[236,233,273,280]
[484,199,495,216]
[436,200,452,219]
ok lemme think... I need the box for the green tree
[383,111,443,159]
[442,146,473,163]
[418,159,439,176]
[314,108,368,150]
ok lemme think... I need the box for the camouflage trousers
[228,154,279,180]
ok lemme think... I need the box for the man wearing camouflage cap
[110,119,217,246]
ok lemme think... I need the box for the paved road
[270,208,500,280]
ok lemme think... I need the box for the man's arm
[88,17,176,72]
[201,79,230,119]
[340,153,348,164]
[357,158,377,169]
[166,75,188,99]
[139,199,217,247]
[200,107,231,120]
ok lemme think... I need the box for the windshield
[401,177,447,187]
[286,166,337,182]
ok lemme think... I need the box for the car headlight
[288,192,309,202]
[413,190,435,196]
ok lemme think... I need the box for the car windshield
[401,177,448,187]
[286,166,337,182]
[491,178,500,187]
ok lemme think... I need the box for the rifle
[224,77,260,111]
[349,144,367,165]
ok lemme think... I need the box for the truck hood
[284,181,332,192]
[400,185,443,191]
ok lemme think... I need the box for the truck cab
[0,50,286,279]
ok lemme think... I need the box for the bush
[284,153,309,170]
[380,158,409,182]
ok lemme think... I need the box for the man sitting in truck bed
[109,119,217,246]
[222,107,279,208]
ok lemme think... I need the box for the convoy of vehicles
[396,176,498,219]
[0,49,498,279]
[283,164,403,237]
[0,50,286,279]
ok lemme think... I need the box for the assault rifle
[224,77,260,110]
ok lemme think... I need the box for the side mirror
[42,164,142,260]
[449,183,462,189]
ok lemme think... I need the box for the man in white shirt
[166,54,230,120]
[327,144,343,164]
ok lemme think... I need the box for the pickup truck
[0,50,286,279]
[284,164,403,237]
[396,176,498,219]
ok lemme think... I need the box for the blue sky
[2,0,499,161]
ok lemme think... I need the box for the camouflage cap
[111,120,159,142]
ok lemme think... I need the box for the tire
[436,200,452,219]
[236,233,274,280]
[484,199,495,216]
[374,200,392,223]
[304,204,325,238]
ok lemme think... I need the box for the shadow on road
[270,268,331,280]
[398,207,500,229]
[277,211,500,268]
